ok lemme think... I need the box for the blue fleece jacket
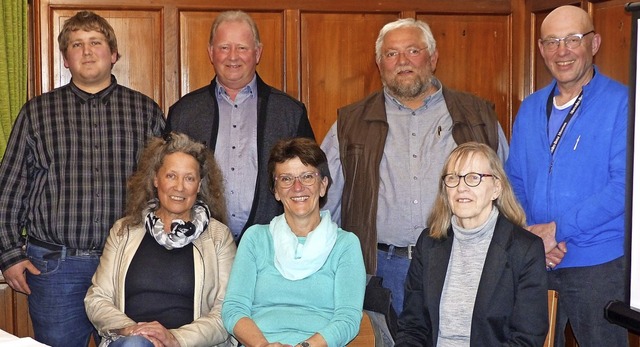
[506,66,628,268]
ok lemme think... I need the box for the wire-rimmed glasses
[382,47,429,61]
[539,31,595,52]
[274,171,320,189]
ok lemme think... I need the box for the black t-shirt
[125,232,195,329]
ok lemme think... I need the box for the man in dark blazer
[167,10,314,241]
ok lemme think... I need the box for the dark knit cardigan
[166,74,315,239]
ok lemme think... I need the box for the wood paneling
[0,279,32,338]
[25,1,639,345]
[31,0,519,131]
[301,13,395,140]
[533,8,554,90]
[48,9,163,104]
[530,1,630,91]
[0,283,14,334]
[591,0,631,85]
[178,11,285,97]
[421,13,511,136]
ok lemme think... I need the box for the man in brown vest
[321,18,508,316]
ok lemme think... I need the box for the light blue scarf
[270,210,338,280]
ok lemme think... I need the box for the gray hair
[375,18,437,63]
[209,10,262,48]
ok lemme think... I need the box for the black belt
[377,243,414,259]
[28,237,102,258]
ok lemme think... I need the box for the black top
[125,232,195,329]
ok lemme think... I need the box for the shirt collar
[215,75,257,99]
[69,75,117,104]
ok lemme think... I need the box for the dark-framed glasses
[274,171,320,188]
[383,47,428,60]
[442,172,495,188]
[540,31,595,52]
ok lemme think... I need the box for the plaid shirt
[0,77,165,270]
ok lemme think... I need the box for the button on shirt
[322,79,509,247]
[375,86,456,246]
[215,77,258,238]
[0,77,165,270]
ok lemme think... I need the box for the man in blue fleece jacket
[506,5,628,347]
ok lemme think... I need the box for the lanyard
[546,88,584,155]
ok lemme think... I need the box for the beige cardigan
[85,217,237,347]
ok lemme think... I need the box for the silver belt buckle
[408,244,415,260]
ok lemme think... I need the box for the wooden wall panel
[533,8,554,90]
[0,283,14,334]
[49,9,163,104]
[530,1,629,91]
[179,11,285,97]
[13,291,32,338]
[530,2,582,90]
[591,0,631,85]
[20,1,639,346]
[301,13,397,140]
[421,14,512,136]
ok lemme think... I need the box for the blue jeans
[548,256,628,347]
[26,241,101,347]
[110,335,155,347]
[376,249,411,315]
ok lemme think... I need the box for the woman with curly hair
[85,132,236,347]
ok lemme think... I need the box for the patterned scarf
[143,199,210,250]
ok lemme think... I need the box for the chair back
[347,312,376,346]
[545,290,559,347]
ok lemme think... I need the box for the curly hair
[118,132,227,233]
[58,10,121,61]
[427,142,526,239]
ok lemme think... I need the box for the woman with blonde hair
[396,142,548,346]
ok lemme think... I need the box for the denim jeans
[26,241,101,347]
[110,335,155,347]
[376,249,411,315]
[548,256,628,347]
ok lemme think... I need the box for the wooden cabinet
[0,274,98,346]
[30,0,522,142]
[0,274,33,338]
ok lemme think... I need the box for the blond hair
[428,142,526,239]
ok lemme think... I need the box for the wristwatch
[299,341,310,347]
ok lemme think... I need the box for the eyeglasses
[539,31,595,52]
[274,172,320,188]
[382,47,428,60]
[442,172,495,188]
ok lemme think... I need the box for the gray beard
[385,75,432,101]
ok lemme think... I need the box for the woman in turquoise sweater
[222,137,366,347]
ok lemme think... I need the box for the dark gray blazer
[166,74,315,238]
[395,214,548,347]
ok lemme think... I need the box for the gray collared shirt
[215,76,258,238]
[321,79,508,247]
[375,82,456,246]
